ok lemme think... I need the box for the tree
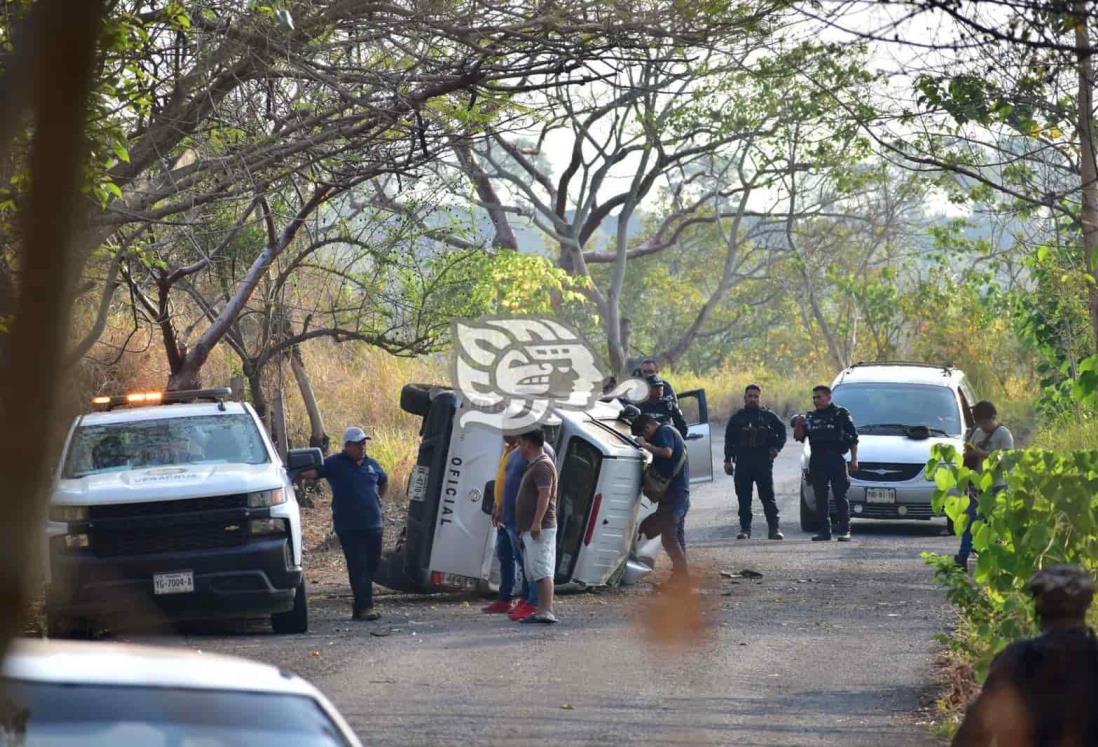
[0,0,107,657]
[815,0,1098,355]
[397,35,872,373]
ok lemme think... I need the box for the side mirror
[286,447,323,471]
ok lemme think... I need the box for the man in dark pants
[299,426,388,620]
[637,375,689,438]
[724,384,786,540]
[632,413,691,584]
[792,385,858,542]
[952,565,1097,746]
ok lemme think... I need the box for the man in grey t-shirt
[956,400,1014,568]
[514,428,559,624]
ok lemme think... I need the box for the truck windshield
[62,414,270,478]
[832,383,963,437]
[0,681,352,747]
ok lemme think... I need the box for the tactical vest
[737,416,770,450]
[805,407,853,452]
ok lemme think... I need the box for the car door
[676,389,714,483]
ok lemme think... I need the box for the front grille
[855,503,939,519]
[88,493,247,520]
[851,462,925,482]
[87,493,252,558]
[91,523,247,558]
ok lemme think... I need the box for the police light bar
[90,387,233,411]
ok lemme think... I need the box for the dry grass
[664,363,829,422]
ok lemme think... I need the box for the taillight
[430,571,444,587]
[583,493,603,546]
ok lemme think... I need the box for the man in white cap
[299,426,388,620]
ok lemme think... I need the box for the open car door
[677,389,714,483]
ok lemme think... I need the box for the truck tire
[800,483,820,533]
[46,612,93,640]
[271,580,308,634]
[400,384,435,417]
[374,551,423,593]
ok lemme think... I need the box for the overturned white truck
[375,384,713,594]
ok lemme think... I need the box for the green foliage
[466,251,590,316]
[925,443,1098,674]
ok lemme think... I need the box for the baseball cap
[342,426,370,444]
[645,374,665,388]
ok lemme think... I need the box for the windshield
[0,681,352,747]
[832,383,963,437]
[62,414,270,478]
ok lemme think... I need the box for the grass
[664,363,828,422]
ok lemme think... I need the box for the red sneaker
[481,599,516,614]
[509,601,537,621]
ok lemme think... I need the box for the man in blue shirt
[632,413,690,584]
[300,426,387,621]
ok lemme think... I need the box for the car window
[62,414,270,478]
[0,681,352,747]
[832,383,963,436]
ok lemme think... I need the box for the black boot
[768,523,784,540]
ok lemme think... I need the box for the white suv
[46,388,321,636]
[798,363,976,530]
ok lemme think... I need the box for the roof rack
[849,361,954,373]
[91,387,234,412]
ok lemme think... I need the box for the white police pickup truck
[45,388,322,637]
[374,383,713,594]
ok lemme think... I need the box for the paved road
[130,435,953,746]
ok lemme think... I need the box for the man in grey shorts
[514,428,559,624]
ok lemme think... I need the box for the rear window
[0,681,352,747]
[832,383,963,437]
[62,414,270,478]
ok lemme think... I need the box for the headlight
[246,488,286,508]
[49,506,88,522]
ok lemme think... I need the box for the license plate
[866,488,896,504]
[408,465,429,502]
[153,571,194,595]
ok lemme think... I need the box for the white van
[798,362,975,529]
[376,384,713,593]
[46,388,321,636]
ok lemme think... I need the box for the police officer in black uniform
[952,564,1097,746]
[723,384,786,540]
[637,375,689,438]
[792,385,858,541]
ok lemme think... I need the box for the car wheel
[799,483,820,532]
[271,579,308,634]
[400,383,436,417]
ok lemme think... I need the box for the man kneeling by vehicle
[514,428,560,624]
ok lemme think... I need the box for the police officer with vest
[723,384,786,540]
[637,375,689,438]
[792,385,858,541]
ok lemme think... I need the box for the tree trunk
[289,344,329,452]
[0,0,106,657]
[1075,1,1098,351]
[243,362,268,421]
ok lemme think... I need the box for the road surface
[127,436,953,746]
